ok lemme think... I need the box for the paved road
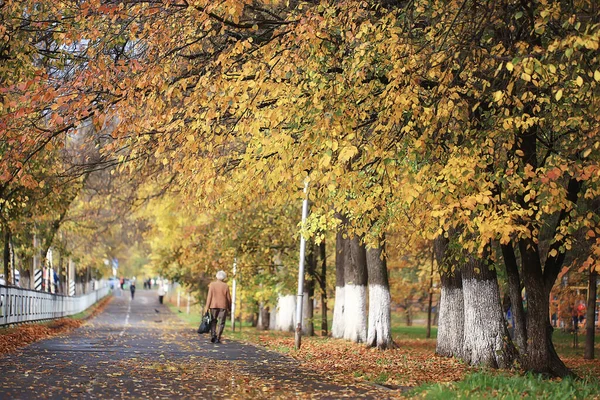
[0,290,395,399]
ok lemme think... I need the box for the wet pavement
[0,290,396,399]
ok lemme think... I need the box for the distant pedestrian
[205,270,232,344]
[130,282,136,300]
[571,303,578,331]
[577,301,586,324]
[158,284,166,304]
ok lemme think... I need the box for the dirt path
[0,290,398,399]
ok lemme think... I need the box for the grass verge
[169,307,600,399]
[410,371,600,399]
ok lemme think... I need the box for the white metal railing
[0,285,110,326]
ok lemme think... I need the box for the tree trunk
[404,299,412,326]
[435,236,464,358]
[319,241,328,336]
[520,240,550,370]
[462,254,517,368]
[516,127,577,377]
[257,303,270,330]
[343,235,368,343]
[3,230,10,285]
[501,243,527,352]
[274,294,296,331]
[269,305,277,329]
[427,244,434,339]
[303,243,316,336]
[366,240,396,349]
[332,229,345,338]
[584,270,598,360]
[302,291,313,335]
[520,239,572,376]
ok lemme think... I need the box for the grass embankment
[169,302,600,399]
[412,372,600,400]
[0,294,112,355]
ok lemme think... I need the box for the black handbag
[197,311,212,334]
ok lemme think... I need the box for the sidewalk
[0,289,398,399]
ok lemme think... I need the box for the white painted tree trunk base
[462,279,513,368]
[436,287,464,358]
[269,306,277,329]
[274,295,296,332]
[332,286,345,338]
[343,284,367,343]
[367,284,395,349]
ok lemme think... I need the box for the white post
[33,235,41,290]
[295,180,310,350]
[46,247,53,293]
[231,259,237,331]
[68,258,75,296]
[177,289,181,308]
[10,238,16,286]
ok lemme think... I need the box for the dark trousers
[210,308,227,340]
[159,295,164,304]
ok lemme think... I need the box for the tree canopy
[2,0,599,376]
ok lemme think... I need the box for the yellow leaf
[338,146,358,163]
[515,149,524,157]
[595,70,600,82]
[320,153,331,167]
[506,62,514,72]
[582,148,592,158]
[555,89,563,101]
[576,76,583,86]
[549,248,558,258]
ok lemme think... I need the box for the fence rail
[0,285,110,326]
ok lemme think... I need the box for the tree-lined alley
[1,0,599,378]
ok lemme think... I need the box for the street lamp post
[231,259,237,331]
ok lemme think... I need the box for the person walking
[205,270,232,344]
[158,284,166,304]
[130,280,136,300]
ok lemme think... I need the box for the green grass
[167,303,203,326]
[551,328,600,358]
[392,325,438,340]
[167,302,255,335]
[410,372,600,400]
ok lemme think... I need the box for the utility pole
[295,180,310,350]
[231,258,237,331]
